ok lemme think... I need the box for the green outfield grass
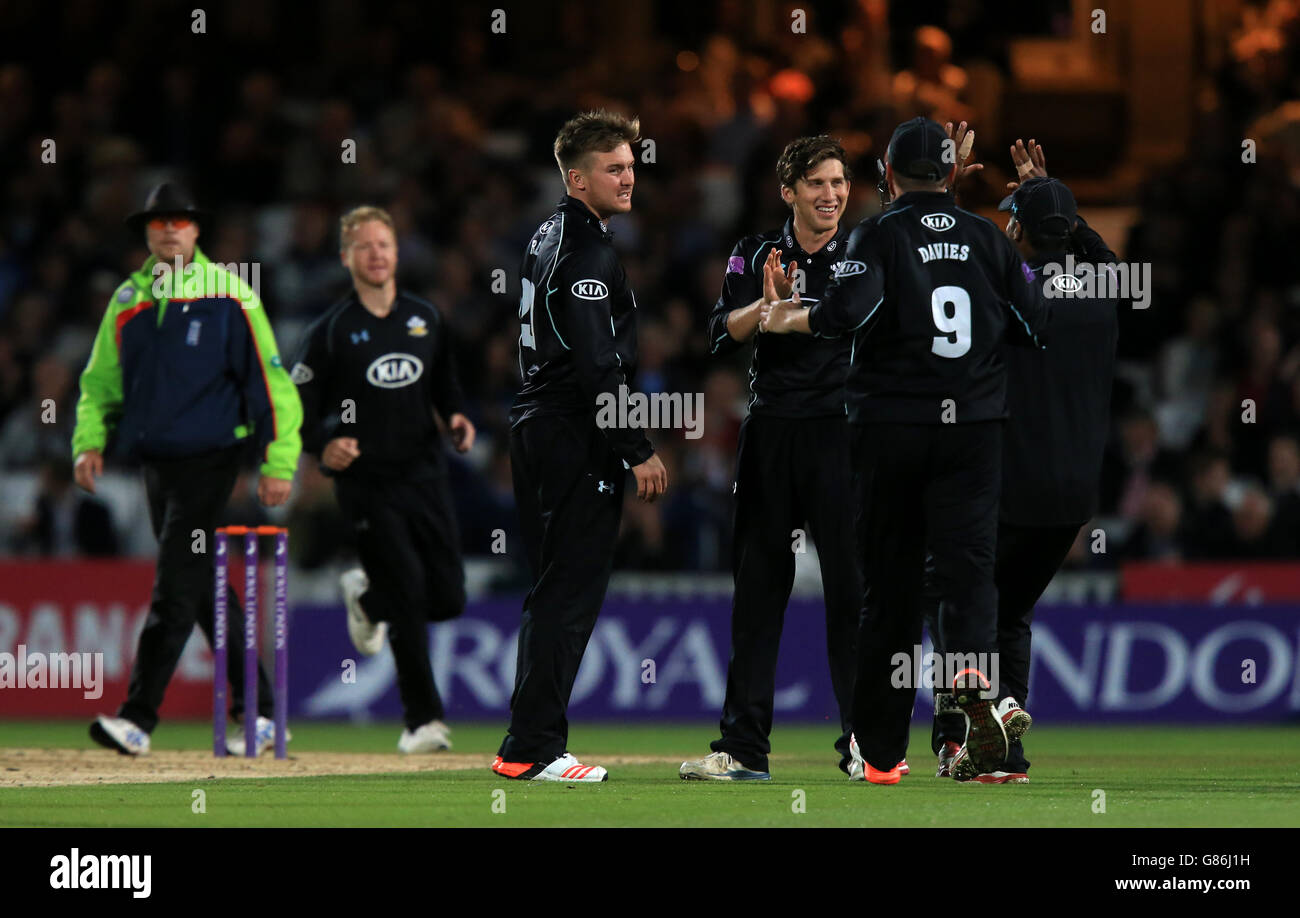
[2,721,1298,827]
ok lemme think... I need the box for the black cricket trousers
[850,421,1002,772]
[334,468,466,731]
[501,413,625,763]
[711,414,862,773]
[928,519,1081,771]
[120,445,273,733]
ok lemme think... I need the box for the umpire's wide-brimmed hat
[125,182,210,234]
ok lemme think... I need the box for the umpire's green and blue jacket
[71,247,302,479]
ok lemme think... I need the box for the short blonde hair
[339,205,395,248]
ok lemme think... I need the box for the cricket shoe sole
[951,668,1007,774]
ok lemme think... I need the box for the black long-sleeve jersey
[291,289,466,479]
[708,217,852,417]
[807,190,1051,425]
[511,195,654,466]
[1000,215,1120,525]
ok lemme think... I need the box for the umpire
[74,182,302,756]
[761,118,1052,783]
[680,136,862,781]
[493,111,667,783]
[292,206,473,754]
[931,155,1121,782]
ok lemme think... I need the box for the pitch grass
[2,721,1298,827]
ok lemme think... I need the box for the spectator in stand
[1098,408,1183,519]
[1182,449,1237,558]
[1266,433,1300,554]
[1228,486,1286,558]
[1122,482,1186,562]
[9,456,117,556]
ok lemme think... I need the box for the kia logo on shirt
[920,213,956,232]
[833,260,867,279]
[1051,273,1084,293]
[571,279,609,300]
[366,353,424,388]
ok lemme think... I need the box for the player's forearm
[725,299,765,342]
[773,303,813,335]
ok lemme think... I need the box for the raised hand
[1006,139,1048,191]
[765,248,797,302]
[944,120,984,187]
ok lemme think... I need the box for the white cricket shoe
[679,751,771,781]
[398,720,453,753]
[995,696,1033,742]
[226,716,291,756]
[341,568,387,656]
[90,715,150,756]
[532,753,608,783]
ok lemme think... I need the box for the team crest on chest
[407,315,428,336]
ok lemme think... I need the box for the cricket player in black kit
[292,206,474,754]
[492,111,668,783]
[762,118,1052,783]
[679,136,864,781]
[929,148,1120,783]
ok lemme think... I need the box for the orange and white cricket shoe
[847,733,902,785]
[491,753,608,783]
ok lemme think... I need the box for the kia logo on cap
[571,279,609,300]
[920,213,956,232]
[366,353,424,388]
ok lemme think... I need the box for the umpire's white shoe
[89,715,150,756]
[398,720,452,753]
[679,751,771,781]
[341,568,387,656]
[225,716,291,756]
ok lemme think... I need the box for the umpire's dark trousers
[851,421,1001,772]
[928,519,1081,770]
[334,466,466,731]
[501,413,625,763]
[119,445,273,733]
[712,414,862,773]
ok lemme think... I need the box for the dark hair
[776,135,853,193]
[553,110,640,182]
[891,172,948,193]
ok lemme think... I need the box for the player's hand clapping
[764,248,797,302]
[760,255,800,334]
[322,436,361,471]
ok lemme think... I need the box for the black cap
[998,177,1077,249]
[125,182,210,234]
[886,117,952,183]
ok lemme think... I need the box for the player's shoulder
[953,205,1005,237]
[725,228,783,276]
[397,290,447,328]
[305,292,356,342]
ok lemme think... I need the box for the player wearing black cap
[679,136,863,782]
[928,144,1121,783]
[761,117,1052,783]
